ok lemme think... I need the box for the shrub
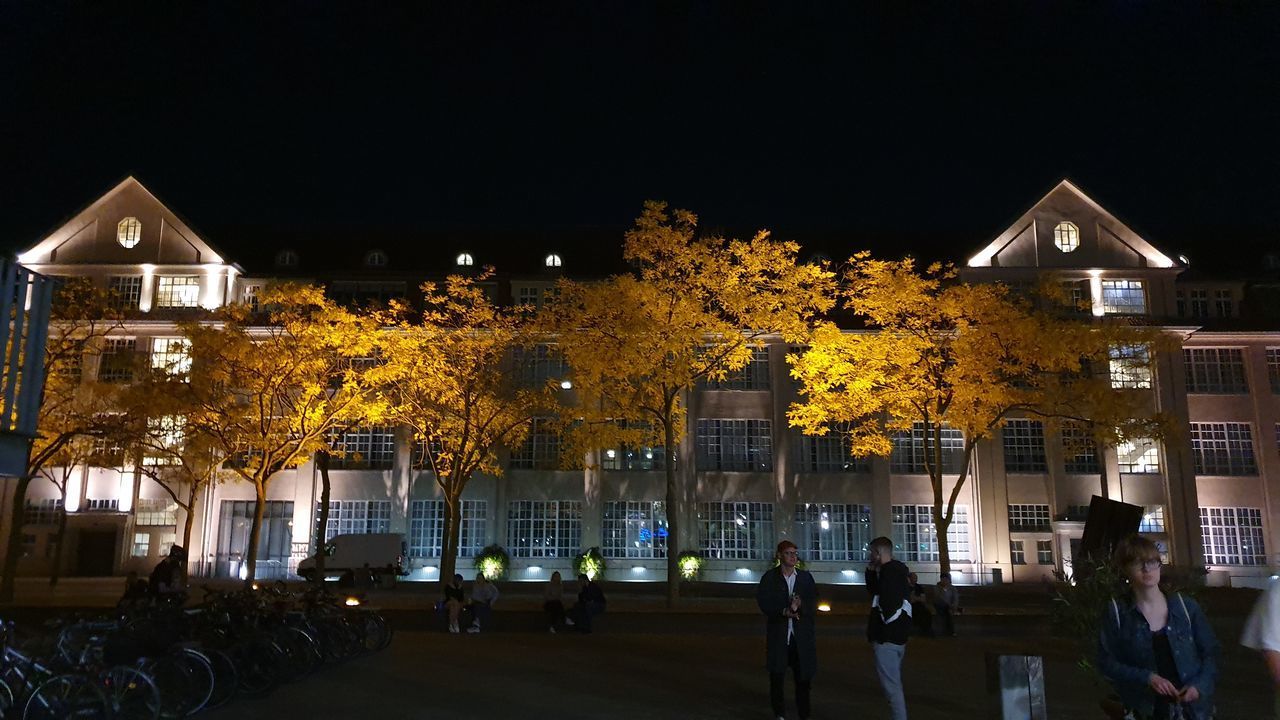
[474,544,509,581]
[677,551,703,581]
[573,547,606,581]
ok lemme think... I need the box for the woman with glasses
[1097,534,1219,719]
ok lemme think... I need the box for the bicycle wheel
[199,648,237,710]
[271,627,321,682]
[226,638,280,698]
[171,648,215,716]
[100,665,160,720]
[23,673,110,720]
[141,650,211,719]
[353,612,391,653]
[0,676,14,715]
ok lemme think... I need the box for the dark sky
[2,2,1278,272]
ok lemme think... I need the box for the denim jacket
[1097,593,1219,719]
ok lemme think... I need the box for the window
[1189,289,1209,317]
[510,417,561,470]
[23,499,63,526]
[1200,507,1266,565]
[601,422,666,472]
[1100,280,1146,315]
[98,338,137,383]
[364,250,388,267]
[1053,221,1079,252]
[117,217,142,248]
[143,415,184,465]
[158,532,177,557]
[150,337,191,377]
[545,254,562,268]
[155,276,201,308]
[1061,423,1100,474]
[1036,540,1054,564]
[1010,540,1026,565]
[797,423,870,473]
[276,250,299,268]
[241,284,262,313]
[328,427,397,470]
[890,423,964,474]
[1008,504,1051,533]
[21,534,35,558]
[108,276,142,310]
[1184,348,1248,394]
[135,498,178,526]
[602,501,667,559]
[1117,438,1161,474]
[701,347,770,390]
[507,501,582,558]
[794,503,871,562]
[1003,420,1047,473]
[1139,506,1166,533]
[408,500,487,558]
[696,502,774,560]
[1190,422,1257,475]
[1175,290,1186,317]
[514,344,570,388]
[456,253,474,267]
[130,533,150,557]
[1214,289,1233,317]
[1267,349,1280,393]
[515,284,556,309]
[327,280,406,308]
[891,505,970,563]
[1109,344,1152,389]
[85,498,119,511]
[317,500,392,541]
[695,419,772,471]
[1060,280,1089,314]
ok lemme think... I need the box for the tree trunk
[48,500,68,587]
[935,510,952,577]
[0,475,33,604]
[663,408,680,607]
[314,451,331,585]
[181,492,196,584]
[440,490,461,582]
[243,482,267,587]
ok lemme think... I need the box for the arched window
[365,250,388,268]
[275,250,299,268]
[456,253,474,267]
[1053,221,1079,253]
[545,253,562,268]
[117,217,142,249]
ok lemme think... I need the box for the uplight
[817,603,831,613]
[736,567,751,574]
[344,597,362,607]
[560,380,573,389]
[631,566,646,573]
[528,566,542,573]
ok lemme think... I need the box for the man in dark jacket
[866,536,910,720]
[757,539,817,720]
[566,573,606,633]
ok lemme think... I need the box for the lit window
[603,501,669,559]
[456,253,474,267]
[135,498,178,526]
[1117,438,1161,474]
[1139,506,1165,533]
[1053,221,1079,252]
[364,250,388,268]
[696,501,775,560]
[108,276,143,310]
[408,500,487,558]
[794,503,871,561]
[150,337,191,377]
[117,218,142,249]
[317,500,392,541]
[1002,419,1047,473]
[545,254,562,268]
[130,533,150,558]
[1200,506,1266,565]
[155,276,200,308]
[275,250,299,268]
[1109,344,1152,389]
[507,501,582,558]
[1190,422,1257,476]
[1100,280,1146,315]
[891,504,970,563]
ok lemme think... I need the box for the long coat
[756,566,818,679]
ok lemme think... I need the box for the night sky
[2,3,1278,273]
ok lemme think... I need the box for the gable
[18,177,229,267]
[967,180,1177,270]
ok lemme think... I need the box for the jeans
[544,600,565,628]
[769,639,811,719]
[935,603,954,635]
[569,601,604,633]
[468,602,492,628]
[872,641,908,720]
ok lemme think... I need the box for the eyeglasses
[1133,559,1162,572]
[781,551,799,557]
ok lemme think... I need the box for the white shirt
[783,568,796,643]
[1242,577,1280,652]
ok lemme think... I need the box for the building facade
[9,177,1279,587]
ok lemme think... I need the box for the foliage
[789,254,1173,574]
[474,544,509,581]
[552,201,836,604]
[573,547,606,581]
[677,551,703,581]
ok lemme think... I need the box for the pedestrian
[443,573,465,633]
[866,536,910,720]
[544,571,566,633]
[149,545,187,605]
[934,573,960,636]
[1097,534,1219,720]
[467,573,500,633]
[1242,576,1280,717]
[565,573,606,633]
[908,572,933,637]
[756,539,817,720]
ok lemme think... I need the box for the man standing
[866,536,910,720]
[757,540,817,720]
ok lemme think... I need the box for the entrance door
[215,501,295,580]
[75,531,117,576]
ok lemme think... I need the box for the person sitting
[908,572,933,637]
[466,574,499,633]
[544,571,566,633]
[443,574,465,634]
[565,573,606,633]
[149,545,187,605]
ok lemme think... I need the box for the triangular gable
[17,176,238,268]
[966,179,1177,270]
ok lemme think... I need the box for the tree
[377,271,555,582]
[552,201,835,605]
[180,284,384,585]
[0,278,129,603]
[788,254,1173,575]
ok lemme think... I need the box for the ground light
[345,597,362,607]
[817,603,831,613]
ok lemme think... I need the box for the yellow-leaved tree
[553,201,835,605]
[181,283,385,585]
[377,271,557,582]
[789,253,1174,575]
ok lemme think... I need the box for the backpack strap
[1177,593,1191,627]
[1111,597,1121,630]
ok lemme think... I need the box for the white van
[297,533,407,582]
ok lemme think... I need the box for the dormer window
[545,254,562,268]
[1053,221,1079,253]
[117,218,142,249]
[456,253,474,267]
[364,250,388,268]
[275,250,299,268]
